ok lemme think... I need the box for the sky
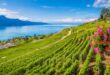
[0,0,109,23]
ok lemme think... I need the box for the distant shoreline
[0,24,78,41]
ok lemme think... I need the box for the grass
[0,20,110,75]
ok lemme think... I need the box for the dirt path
[36,29,72,50]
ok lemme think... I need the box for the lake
[0,24,78,41]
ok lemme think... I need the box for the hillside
[0,20,110,75]
[0,15,48,26]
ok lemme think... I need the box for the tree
[100,8,110,19]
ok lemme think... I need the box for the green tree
[100,8,110,19]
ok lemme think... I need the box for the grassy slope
[0,20,110,75]
[0,28,69,63]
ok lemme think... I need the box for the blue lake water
[0,25,78,41]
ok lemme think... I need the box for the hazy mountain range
[0,15,48,26]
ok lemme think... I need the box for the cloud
[57,18,97,23]
[93,0,110,7]
[0,8,18,15]
[0,8,30,20]
[43,18,97,23]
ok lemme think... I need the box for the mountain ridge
[0,15,48,26]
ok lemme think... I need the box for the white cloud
[0,8,30,20]
[42,18,97,23]
[0,8,18,15]
[58,18,97,23]
[93,0,110,7]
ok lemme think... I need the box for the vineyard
[0,20,110,75]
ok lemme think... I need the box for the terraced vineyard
[0,20,110,75]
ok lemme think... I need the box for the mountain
[0,15,48,26]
